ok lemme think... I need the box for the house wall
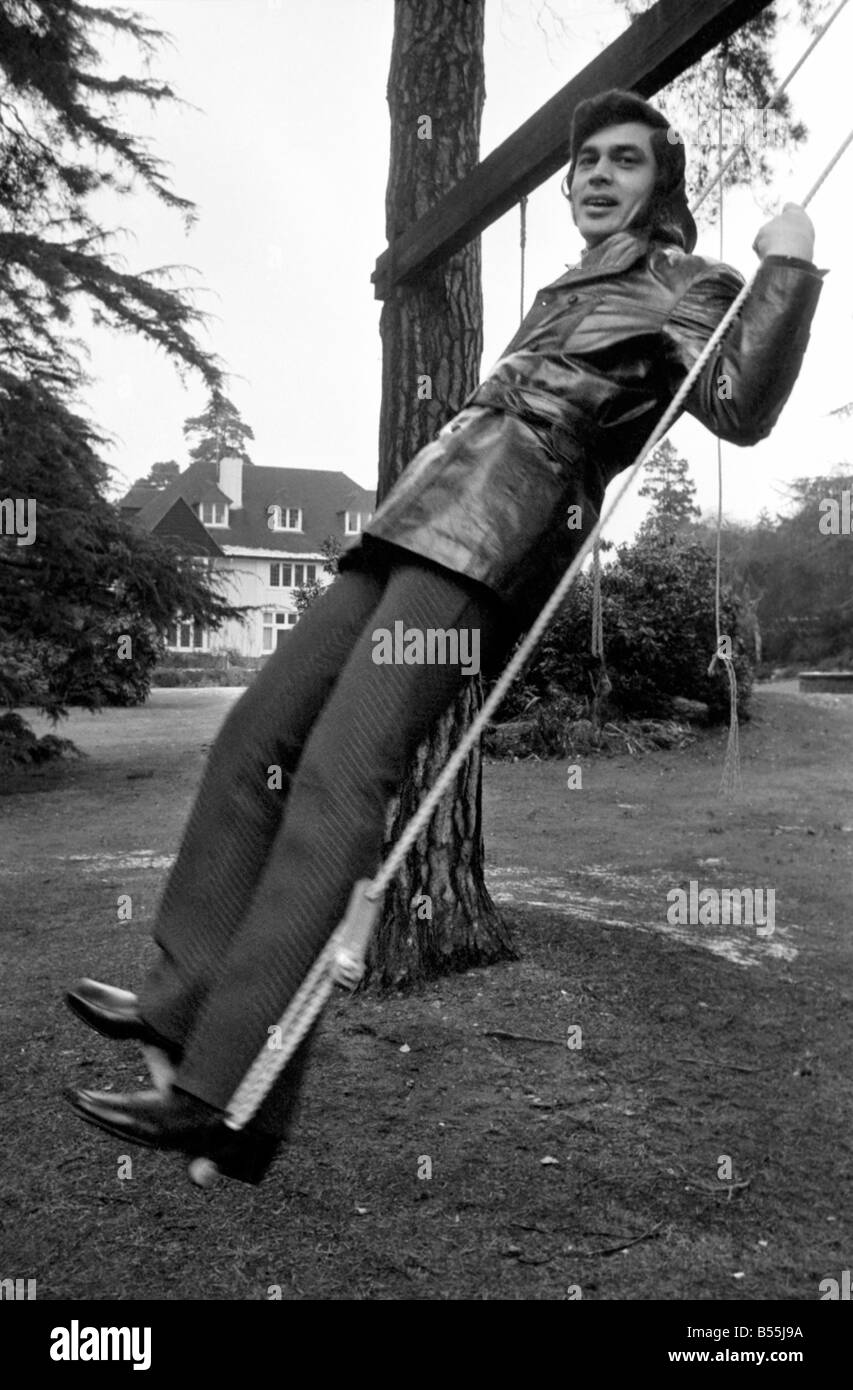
[170,553,333,659]
[216,555,335,659]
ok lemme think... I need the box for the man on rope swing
[66,89,825,1184]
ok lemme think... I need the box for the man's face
[569,121,658,247]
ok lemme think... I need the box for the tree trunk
[368,0,517,986]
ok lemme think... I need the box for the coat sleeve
[659,254,826,447]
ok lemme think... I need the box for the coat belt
[465,380,608,484]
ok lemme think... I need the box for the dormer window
[268,506,302,532]
[196,501,229,527]
[345,511,365,535]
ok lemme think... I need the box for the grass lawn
[1,682,851,1300]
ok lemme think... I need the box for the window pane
[270,563,279,586]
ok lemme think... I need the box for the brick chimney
[218,455,243,510]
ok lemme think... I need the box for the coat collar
[547,229,652,290]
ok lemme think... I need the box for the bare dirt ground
[1,681,851,1300]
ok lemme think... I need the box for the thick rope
[709,46,743,797]
[801,126,853,204]
[519,193,528,324]
[709,429,742,798]
[219,130,852,1140]
[591,534,604,659]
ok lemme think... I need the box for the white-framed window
[269,562,317,588]
[166,618,207,651]
[262,609,299,652]
[196,501,229,527]
[269,506,302,531]
[344,511,362,535]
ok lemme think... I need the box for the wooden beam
[372,0,774,299]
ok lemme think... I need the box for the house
[120,456,376,658]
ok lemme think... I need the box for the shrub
[0,711,81,773]
[487,535,753,726]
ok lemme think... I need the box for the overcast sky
[81,0,853,544]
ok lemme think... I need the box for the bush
[151,667,256,688]
[0,711,82,774]
[484,712,697,760]
[157,649,229,670]
[35,610,165,710]
[487,535,754,726]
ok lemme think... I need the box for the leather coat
[343,229,825,625]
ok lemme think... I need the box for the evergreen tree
[0,0,221,395]
[638,440,700,542]
[0,1,242,759]
[0,376,243,734]
[183,390,255,467]
[620,1,828,212]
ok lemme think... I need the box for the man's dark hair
[562,89,698,253]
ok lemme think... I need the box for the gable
[147,496,224,556]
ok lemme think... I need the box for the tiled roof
[192,481,232,503]
[120,459,376,555]
[121,484,160,512]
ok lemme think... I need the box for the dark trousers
[138,545,521,1137]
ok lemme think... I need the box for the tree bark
[368,0,517,986]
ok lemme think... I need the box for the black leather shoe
[65,979,182,1062]
[67,1086,222,1155]
[67,1086,280,1185]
